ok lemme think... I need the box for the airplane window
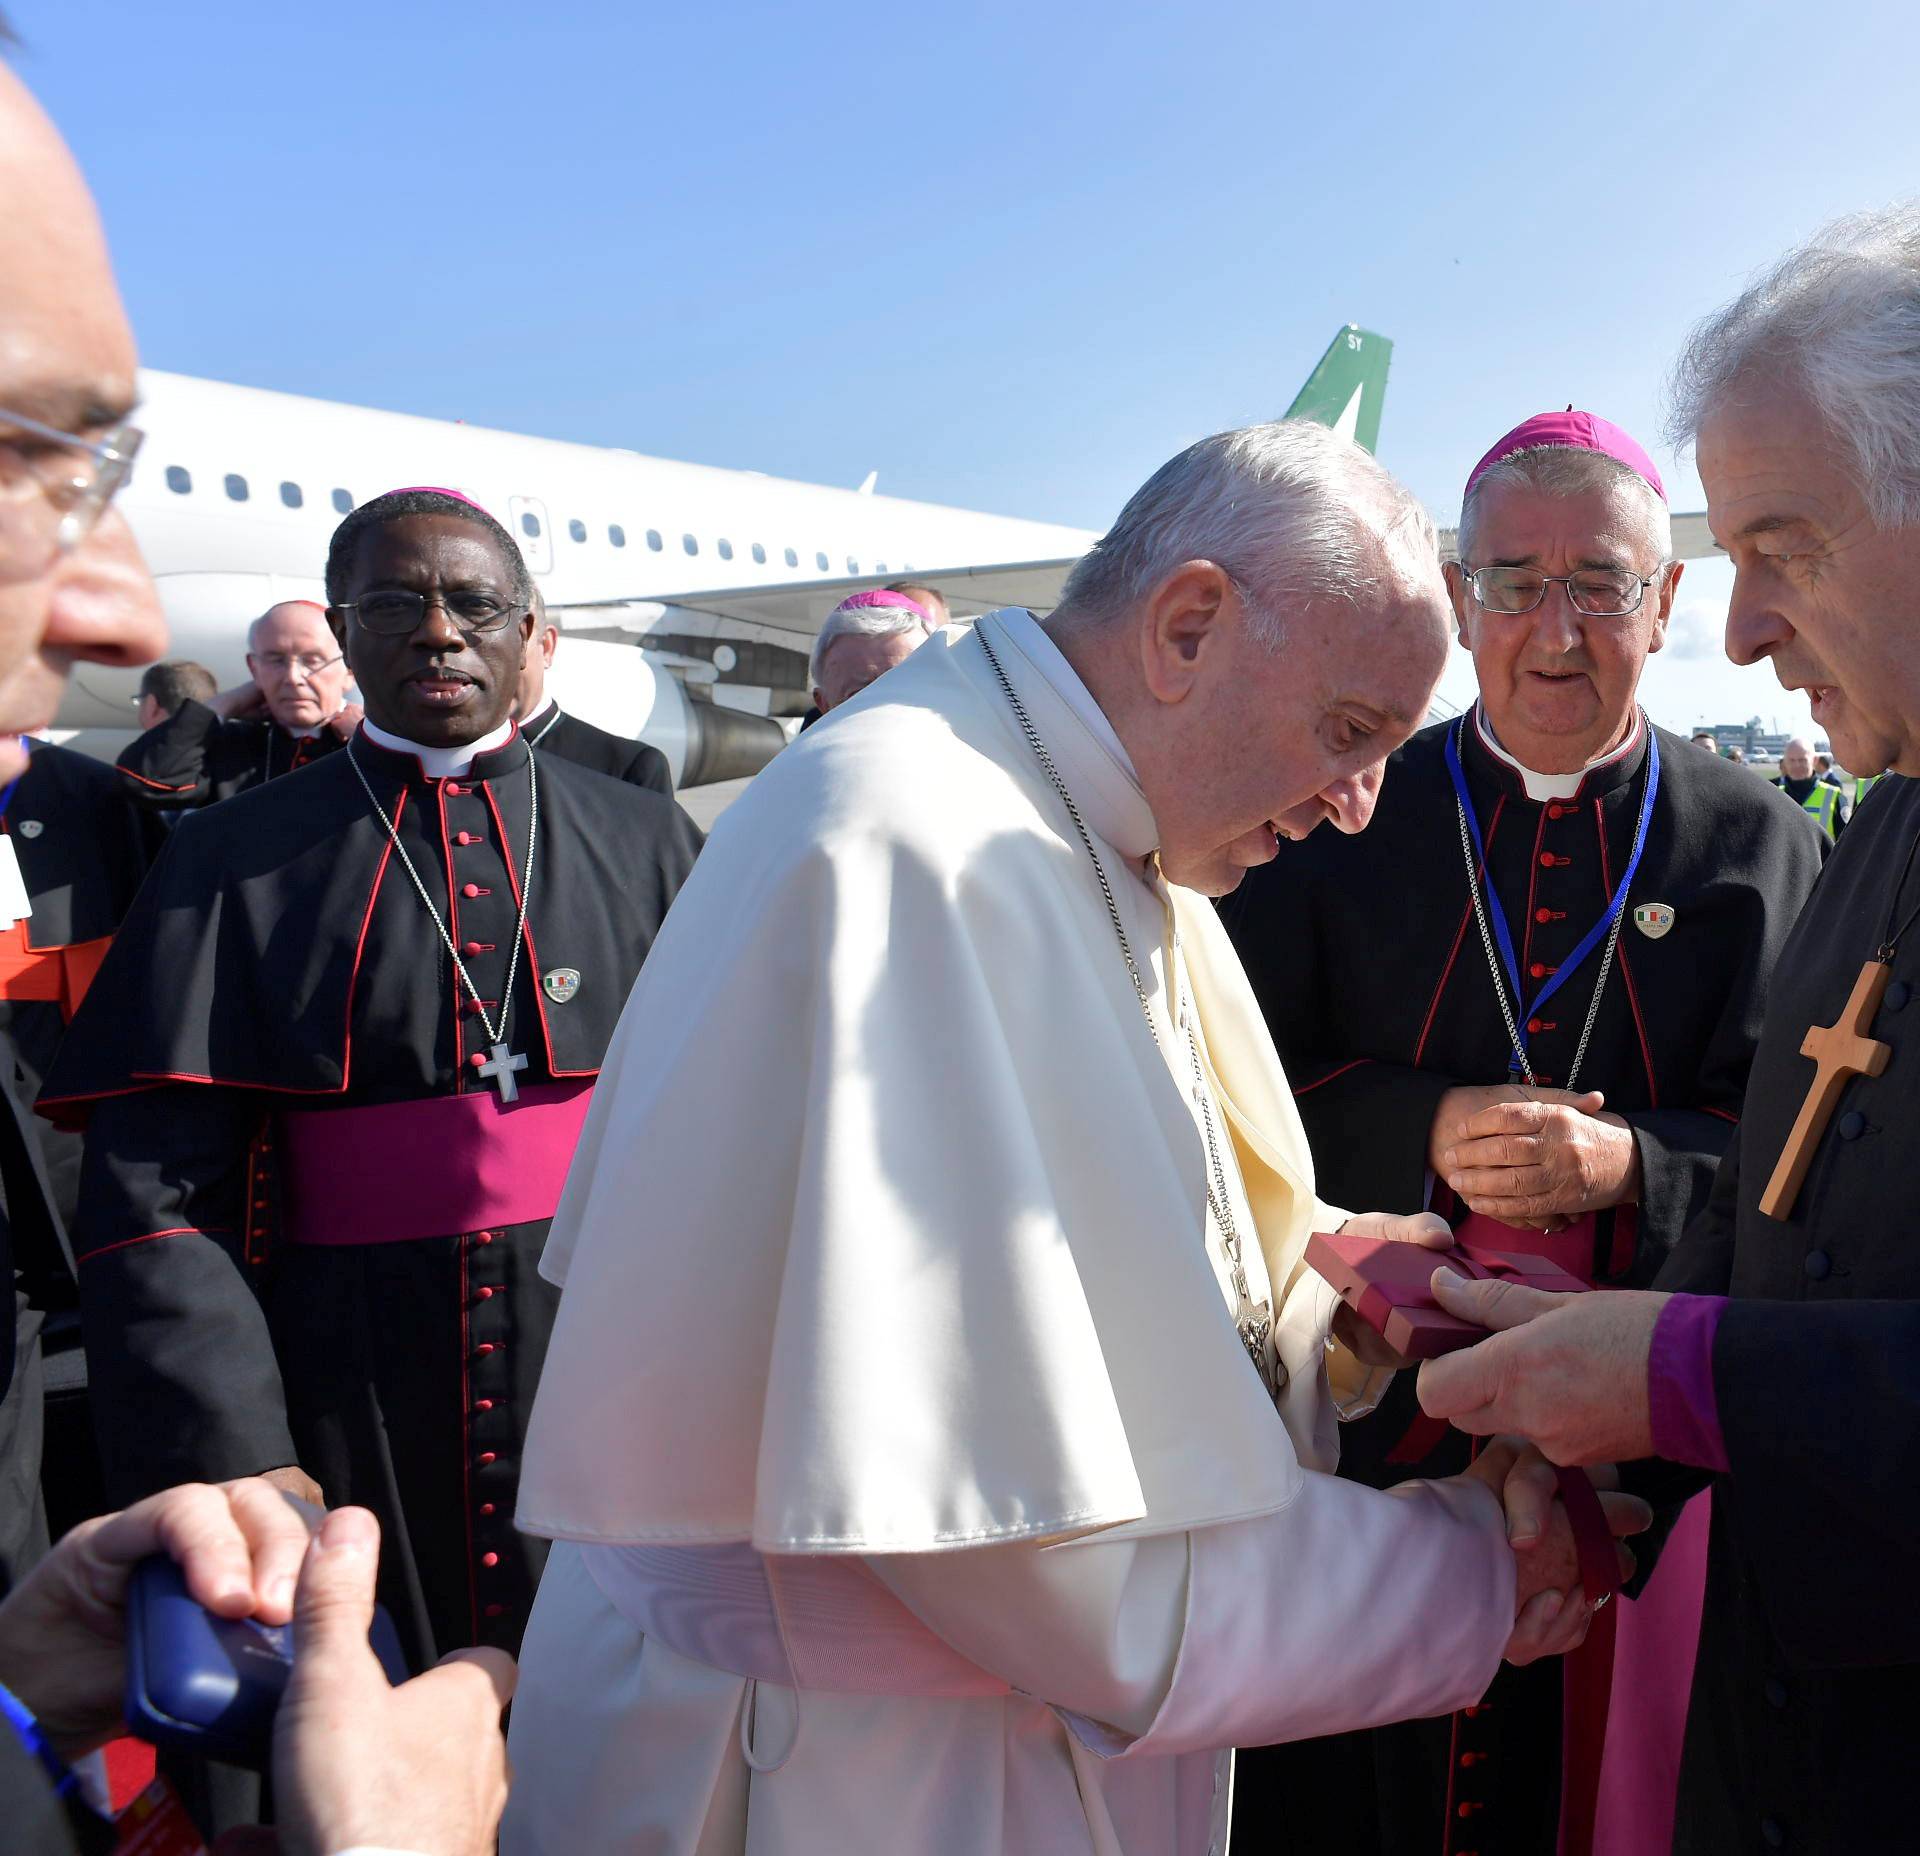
[165,465,191,495]
[751,542,766,565]
[815,551,829,571]
[846,556,858,574]
[568,518,587,543]
[280,481,303,510]
[876,561,887,573]
[609,525,626,548]
[224,473,250,503]
[646,529,663,552]
[784,547,798,568]
[718,538,734,562]
[683,533,698,556]
[521,512,542,539]
[332,488,353,514]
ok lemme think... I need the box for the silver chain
[346,739,539,1052]
[1454,794,1625,1094]
[975,627,1278,1397]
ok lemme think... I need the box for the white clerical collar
[287,724,323,740]
[979,608,1157,861]
[521,693,557,727]
[1473,702,1645,802]
[360,715,515,779]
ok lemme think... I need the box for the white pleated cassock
[504,611,1513,1855]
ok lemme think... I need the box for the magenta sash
[276,1081,593,1245]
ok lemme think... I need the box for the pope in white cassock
[503,423,1646,1855]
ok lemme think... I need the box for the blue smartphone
[124,1553,410,1768]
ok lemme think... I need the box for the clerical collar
[982,609,1157,861]
[285,723,324,741]
[1470,702,1646,802]
[360,715,517,779]
[521,694,557,728]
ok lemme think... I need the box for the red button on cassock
[474,1398,494,1412]
[463,941,485,957]
[468,1051,487,1068]
[484,1603,506,1619]
[1538,853,1555,868]
[1547,804,1566,819]
[1529,962,1556,980]
[1527,1017,1544,1034]
[473,1342,497,1358]
[1534,907,1552,924]
[479,1502,497,1517]
[475,1231,495,1245]
[481,1551,500,1568]
[475,1285,494,1300]
[456,831,477,846]
[462,883,483,899]
[445,783,465,796]
[477,1451,497,1467]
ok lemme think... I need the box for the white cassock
[504,609,1514,1855]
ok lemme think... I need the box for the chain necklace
[346,738,540,1101]
[974,627,1280,1400]
[1453,796,1625,1092]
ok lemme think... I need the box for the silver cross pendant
[477,1042,529,1102]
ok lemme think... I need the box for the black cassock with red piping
[1217,709,1823,1856]
[42,727,700,1666]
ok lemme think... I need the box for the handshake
[1328,1210,1654,1668]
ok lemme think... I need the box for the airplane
[74,325,1714,781]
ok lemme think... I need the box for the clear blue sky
[15,0,1920,731]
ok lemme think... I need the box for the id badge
[0,835,31,928]
[112,1776,208,1856]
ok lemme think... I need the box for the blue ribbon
[1443,715,1661,1077]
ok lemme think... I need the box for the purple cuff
[1647,1293,1731,1472]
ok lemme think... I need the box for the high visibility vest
[1777,777,1842,837]
[1855,773,1881,811]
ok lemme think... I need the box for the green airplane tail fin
[1283,325,1393,454]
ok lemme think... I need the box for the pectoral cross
[477,1041,529,1103]
[1758,959,1894,1220]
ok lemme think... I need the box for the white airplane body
[95,369,1097,784]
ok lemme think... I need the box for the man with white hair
[1774,732,1848,836]
[116,598,358,811]
[1222,412,1823,1854]
[502,422,1644,1855]
[808,587,932,713]
[1418,205,1920,1853]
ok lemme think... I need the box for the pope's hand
[1432,1087,1642,1223]
[1329,1210,1454,1368]
[1417,1271,1669,1464]
[1461,1439,1650,1665]
[212,681,270,721]
[328,701,365,741]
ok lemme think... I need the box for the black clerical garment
[1219,710,1825,1856]
[42,729,702,1668]
[1640,771,1920,1854]
[523,702,675,795]
[115,696,345,811]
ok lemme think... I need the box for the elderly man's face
[1449,479,1676,773]
[814,630,921,713]
[0,70,167,782]
[1703,383,1920,778]
[1781,740,1815,780]
[1137,553,1449,896]
[247,602,348,731]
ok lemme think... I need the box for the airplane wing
[556,556,1084,643]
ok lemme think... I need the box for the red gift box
[1306,1231,1590,1360]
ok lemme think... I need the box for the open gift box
[1306,1230,1589,1360]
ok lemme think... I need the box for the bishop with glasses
[41,487,702,1665]
[1221,413,1824,1856]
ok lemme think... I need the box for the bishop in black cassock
[44,492,702,1669]
[1417,223,1920,1854]
[1221,414,1825,1856]
[516,595,676,795]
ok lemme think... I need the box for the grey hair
[809,601,930,688]
[1669,202,1920,527]
[1456,444,1671,566]
[1052,420,1436,650]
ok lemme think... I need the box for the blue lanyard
[1443,716,1661,1076]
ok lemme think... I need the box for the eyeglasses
[0,405,144,578]
[251,651,344,678]
[334,590,524,636]
[1462,564,1665,618]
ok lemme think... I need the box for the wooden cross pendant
[477,1041,529,1103]
[1758,958,1895,1220]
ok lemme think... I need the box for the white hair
[808,602,930,689]
[1053,420,1437,650]
[1669,202,1920,527]
[1455,444,1672,567]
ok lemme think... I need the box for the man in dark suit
[1419,203,1920,1854]
[516,590,676,795]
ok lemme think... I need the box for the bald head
[1781,736,1818,780]
[246,600,347,730]
[0,64,166,778]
